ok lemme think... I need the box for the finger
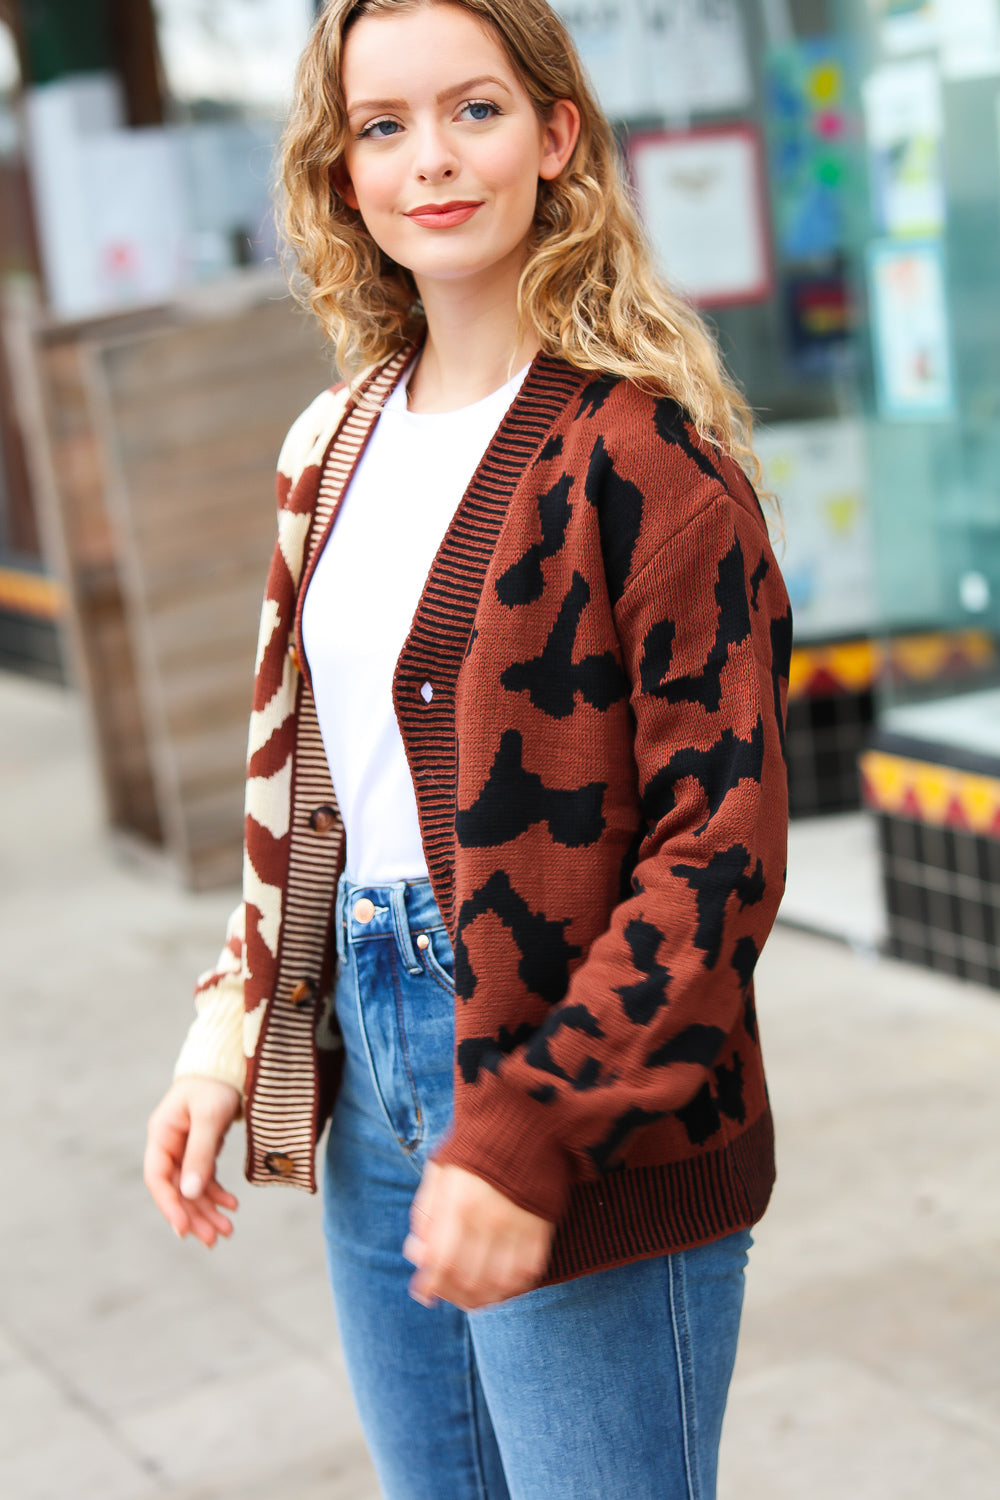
[409,1163,438,1236]
[185,1209,222,1249]
[409,1199,431,1240]
[417,1236,487,1311]
[402,1232,426,1267]
[428,1238,537,1312]
[143,1140,192,1236]
[418,1204,501,1307]
[180,1117,227,1202]
[150,1152,234,1246]
[183,1194,235,1247]
[204,1178,239,1211]
[191,1191,236,1238]
[407,1266,439,1309]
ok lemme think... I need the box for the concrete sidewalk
[2,669,998,1499]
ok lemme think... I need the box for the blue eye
[460,100,499,122]
[360,118,401,139]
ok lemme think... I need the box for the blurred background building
[2,0,1000,991]
[0,0,320,674]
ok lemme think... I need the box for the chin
[416,239,531,283]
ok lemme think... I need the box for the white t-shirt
[302,362,531,884]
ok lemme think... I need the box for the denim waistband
[335,875,446,975]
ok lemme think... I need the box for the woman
[144,2,792,1496]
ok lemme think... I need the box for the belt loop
[335,876,349,965]
[390,882,422,975]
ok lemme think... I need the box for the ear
[538,99,581,183]
[331,160,359,210]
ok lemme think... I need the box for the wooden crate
[7,273,334,886]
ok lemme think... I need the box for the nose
[412,120,458,184]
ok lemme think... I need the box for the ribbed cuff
[432,1079,575,1223]
[173,985,247,1100]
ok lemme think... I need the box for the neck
[407,255,540,413]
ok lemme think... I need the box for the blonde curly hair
[280,0,763,485]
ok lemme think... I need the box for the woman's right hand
[144,1077,242,1246]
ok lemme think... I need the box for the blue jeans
[322,876,750,1500]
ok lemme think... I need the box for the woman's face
[339,3,578,293]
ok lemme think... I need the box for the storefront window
[835,0,1000,741]
[556,1,876,816]
[838,1,1000,987]
[557,2,875,655]
[558,1,1000,830]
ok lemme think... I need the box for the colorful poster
[863,59,945,237]
[755,418,875,640]
[629,126,772,306]
[868,239,954,418]
[766,39,851,261]
[785,269,854,375]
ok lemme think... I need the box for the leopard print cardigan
[175,349,792,1284]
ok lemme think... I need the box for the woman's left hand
[403,1161,554,1311]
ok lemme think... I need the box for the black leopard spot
[535,433,564,466]
[676,1083,720,1146]
[583,437,643,605]
[456,730,605,850]
[576,376,615,420]
[453,871,581,1004]
[615,918,671,1024]
[715,1054,746,1124]
[500,572,628,719]
[671,845,766,969]
[731,935,759,990]
[750,554,769,610]
[646,1024,726,1069]
[457,1023,537,1085]
[639,537,750,712]
[641,720,765,835]
[495,475,574,606]
[525,1004,611,1092]
[653,398,724,483]
[770,609,793,761]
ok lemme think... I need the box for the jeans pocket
[418,924,455,993]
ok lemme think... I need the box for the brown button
[288,643,301,672]
[416,933,430,950]
[263,1152,295,1178]
[353,897,376,924]
[309,805,338,833]
[290,978,317,1006]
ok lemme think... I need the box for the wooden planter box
[6,272,333,887]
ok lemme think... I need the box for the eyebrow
[346,75,513,116]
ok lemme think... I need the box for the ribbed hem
[173,983,247,1099]
[544,1109,775,1285]
[434,1091,774,1278]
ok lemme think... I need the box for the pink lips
[405,200,483,229]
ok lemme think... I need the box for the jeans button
[353,898,376,923]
